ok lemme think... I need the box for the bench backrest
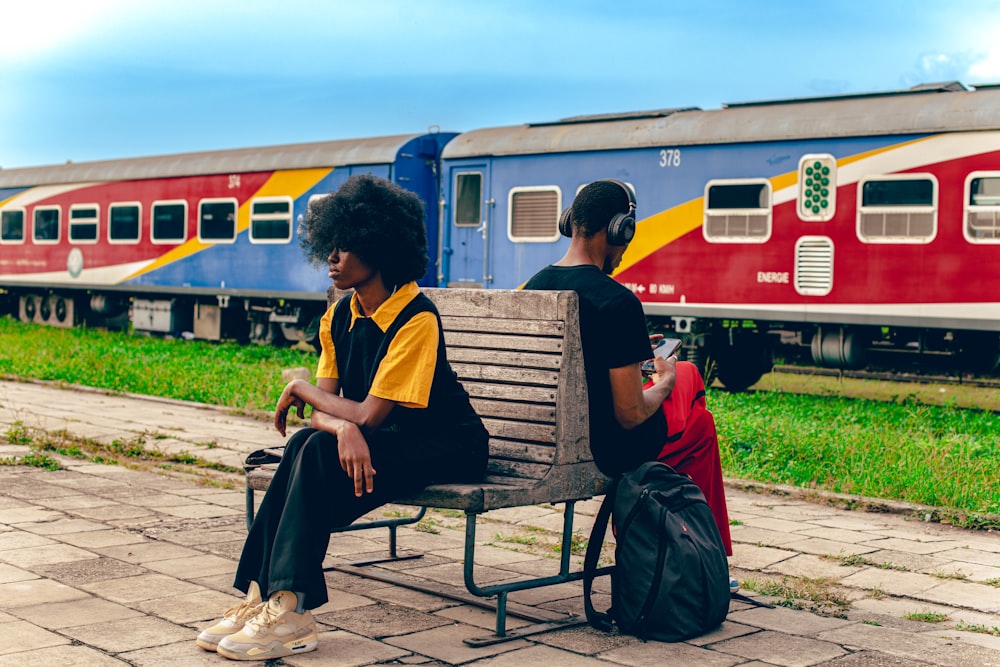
[328,287,603,495]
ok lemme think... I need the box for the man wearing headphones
[523,179,737,592]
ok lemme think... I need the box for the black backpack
[583,461,731,641]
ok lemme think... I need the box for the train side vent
[794,236,834,296]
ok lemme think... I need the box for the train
[3,81,999,390]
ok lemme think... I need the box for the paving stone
[11,596,143,629]
[817,623,985,666]
[30,494,119,511]
[384,622,529,663]
[840,568,943,596]
[730,524,808,547]
[154,503,242,519]
[132,588,240,624]
[858,537,966,556]
[781,537,880,558]
[34,556,149,584]
[0,644,130,666]
[916,579,1000,614]
[465,643,627,666]
[600,635,747,666]
[433,604,531,632]
[0,563,39,584]
[80,573,203,603]
[17,517,108,536]
[281,629,411,666]
[932,547,1000,568]
[711,628,847,666]
[0,578,89,608]
[119,640,239,666]
[0,507,65,525]
[60,614,192,653]
[768,553,862,581]
[139,553,237,579]
[432,543,542,567]
[731,543,797,570]
[0,619,69,655]
[316,600,451,637]
[728,605,854,636]
[95,540,202,564]
[57,528,148,549]
[0,542,99,568]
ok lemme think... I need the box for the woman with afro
[199,174,488,661]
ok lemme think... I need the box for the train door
[443,164,492,287]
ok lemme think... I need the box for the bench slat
[482,418,554,444]
[448,348,562,371]
[452,364,559,386]
[444,330,564,353]
[471,399,555,422]
[487,458,550,480]
[488,439,555,465]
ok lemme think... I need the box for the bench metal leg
[329,500,614,646]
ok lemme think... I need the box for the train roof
[0,133,441,188]
[441,82,1000,158]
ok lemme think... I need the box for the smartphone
[641,337,682,376]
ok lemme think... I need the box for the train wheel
[23,296,36,322]
[711,332,773,392]
[39,297,52,322]
[54,297,67,323]
[954,331,1000,374]
[249,320,280,346]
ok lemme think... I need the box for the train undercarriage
[3,286,325,349]
[648,316,1000,391]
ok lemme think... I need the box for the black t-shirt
[523,264,665,474]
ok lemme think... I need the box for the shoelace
[245,598,284,633]
[224,598,264,624]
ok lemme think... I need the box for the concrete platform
[1,378,998,666]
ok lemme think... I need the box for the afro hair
[300,174,429,288]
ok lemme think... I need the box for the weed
[5,421,32,446]
[415,518,440,534]
[494,532,539,546]
[930,570,969,581]
[0,452,63,470]
[985,578,1000,588]
[862,620,882,626]
[904,611,950,623]
[955,622,1000,637]
[729,518,743,526]
[552,530,588,555]
[823,552,908,571]
[743,575,851,614]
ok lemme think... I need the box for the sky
[2,0,1000,169]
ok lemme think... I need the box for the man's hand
[336,422,376,497]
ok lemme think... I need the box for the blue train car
[0,131,455,344]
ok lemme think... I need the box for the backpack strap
[583,476,619,632]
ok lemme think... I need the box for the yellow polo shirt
[316,282,438,409]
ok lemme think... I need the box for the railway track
[772,364,1000,389]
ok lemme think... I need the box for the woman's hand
[274,380,308,437]
[336,422,376,496]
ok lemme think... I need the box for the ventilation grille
[795,237,834,295]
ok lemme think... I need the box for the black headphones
[558,178,636,246]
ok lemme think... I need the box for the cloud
[969,48,1000,82]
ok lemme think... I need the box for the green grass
[713,390,1000,521]
[2,315,999,526]
[0,316,315,412]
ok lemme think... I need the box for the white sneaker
[217,590,318,661]
[729,575,740,595]
[196,581,264,651]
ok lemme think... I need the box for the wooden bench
[245,288,612,645]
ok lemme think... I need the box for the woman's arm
[273,377,395,436]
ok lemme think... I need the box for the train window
[508,187,561,242]
[703,179,771,242]
[109,203,141,243]
[33,206,61,243]
[151,200,187,243]
[1,208,25,243]
[198,198,237,243]
[250,197,292,243]
[857,175,936,243]
[964,173,1000,242]
[798,154,837,221]
[69,205,99,243]
[454,173,482,227]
